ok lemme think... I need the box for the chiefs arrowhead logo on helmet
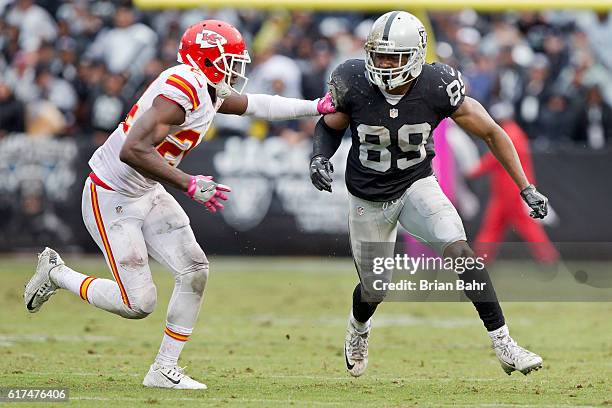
[195,30,228,49]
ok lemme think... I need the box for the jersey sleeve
[160,72,202,113]
[328,61,356,114]
[430,62,466,118]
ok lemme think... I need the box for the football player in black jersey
[309,11,548,377]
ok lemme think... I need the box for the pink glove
[317,92,336,115]
[185,175,231,213]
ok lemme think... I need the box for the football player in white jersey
[23,20,336,390]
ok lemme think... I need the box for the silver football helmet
[365,11,427,90]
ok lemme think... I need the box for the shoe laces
[162,365,186,381]
[495,335,531,360]
[349,331,369,360]
[37,282,55,298]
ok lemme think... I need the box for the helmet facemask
[183,42,250,98]
[364,11,428,90]
[365,40,425,90]
[211,49,250,96]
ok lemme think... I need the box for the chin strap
[215,82,232,98]
[184,53,232,98]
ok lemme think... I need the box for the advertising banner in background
[1,134,610,256]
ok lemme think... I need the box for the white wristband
[244,93,319,120]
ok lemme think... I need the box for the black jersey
[329,59,465,202]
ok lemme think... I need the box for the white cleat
[143,363,207,390]
[24,247,62,313]
[491,328,543,375]
[344,319,370,377]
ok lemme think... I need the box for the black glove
[310,155,334,192]
[520,184,548,219]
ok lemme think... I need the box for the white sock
[50,265,89,293]
[85,278,132,316]
[350,311,371,333]
[155,325,192,367]
[488,324,509,344]
[50,264,132,317]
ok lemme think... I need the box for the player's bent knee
[180,242,209,295]
[180,264,208,295]
[176,261,209,296]
[360,281,389,304]
[444,241,475,260]
[125,284,157,319]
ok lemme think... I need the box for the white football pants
[79,177,208,339]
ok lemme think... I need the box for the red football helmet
[177,20,251,97]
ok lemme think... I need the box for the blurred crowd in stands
[1,0,611,150]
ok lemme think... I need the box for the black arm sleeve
[312,117,346,159]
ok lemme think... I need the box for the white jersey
[89,64,224,197]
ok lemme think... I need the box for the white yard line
[19,372,513,383]
[262,374,499,382]
[0,334,115,344]
[68,397,597,408]
[249,314,533,328]
[72,396,343,406]
[15,372,140,377]
[473,405,597,408]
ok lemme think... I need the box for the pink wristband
[186,176,197,198]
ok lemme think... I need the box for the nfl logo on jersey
[389,108,398,118]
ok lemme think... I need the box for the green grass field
[1,255,611,407]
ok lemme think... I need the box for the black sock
[352,283,379,323]
[459,266,505,332]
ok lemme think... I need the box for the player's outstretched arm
[309,112,349,193]
[218,92,336,119]
[451,96,548,218]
